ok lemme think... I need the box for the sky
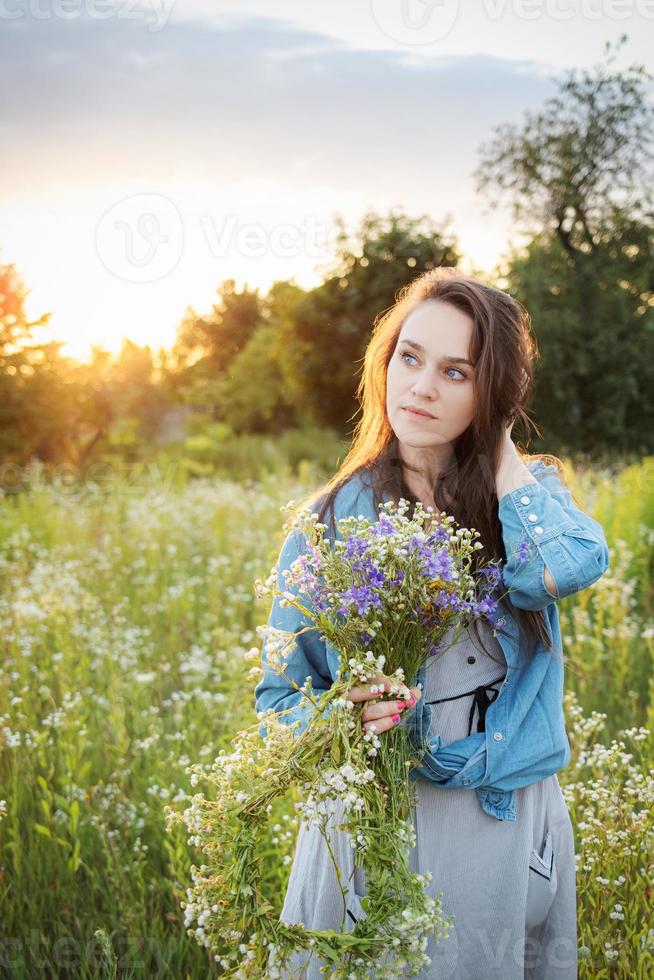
[1,0,652,361]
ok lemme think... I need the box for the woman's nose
[411,378,439,399]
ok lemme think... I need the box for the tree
[0,262,76,465]
[275,209,460,431]
[171,279,262,404]
[475,36,654,454]
[105,340,171,438]
[475,35,653,261]
[216,280,305,434]
[505,233,654,454]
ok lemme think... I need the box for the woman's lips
[403,407,436,421]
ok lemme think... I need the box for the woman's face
[386,299,477,466]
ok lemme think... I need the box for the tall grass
[0,455,652,977]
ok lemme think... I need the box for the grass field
[0,455,652,977]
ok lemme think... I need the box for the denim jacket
[254,459,610,821]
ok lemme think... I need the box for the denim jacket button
[520,495,530,505]
[534,526,543,534]
[493,731,503,741]
[528,513,538,522]
[462,778,470,786]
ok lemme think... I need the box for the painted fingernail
[392,713,401,723]
[407,695,415,707]
[396,701,405,711]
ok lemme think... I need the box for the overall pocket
[526,828,558,929]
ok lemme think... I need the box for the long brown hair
[290,267,569,662]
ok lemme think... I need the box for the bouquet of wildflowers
[165,498,506,979]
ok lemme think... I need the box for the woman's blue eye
[399,352,466,381]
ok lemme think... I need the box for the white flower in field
[134,671,156,684]
[2,727,21,747]
[0,800,6,821]
[256,625,297,666]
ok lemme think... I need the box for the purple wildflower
[360,559,387,589]
[517,538,531,563]
[337,584,383,617]
[478,565,504,591]
[432,590,471,615]
[344,536,371,568]
[426,524,450,545]
[470,596,499,622]
[418,545,454,580]
[369,513,397,537]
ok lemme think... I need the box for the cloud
[1,11,554,194]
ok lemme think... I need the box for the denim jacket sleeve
[254,529,334,740]
[401,460,610,818]
[498,461,610,612]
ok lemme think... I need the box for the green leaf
[68,839,81,873]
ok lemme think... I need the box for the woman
[255,268,610,978]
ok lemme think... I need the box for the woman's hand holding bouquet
[348,673,422,736]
